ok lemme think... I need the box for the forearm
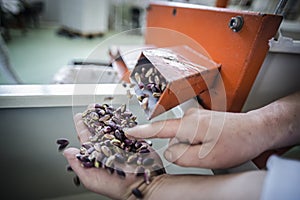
[147,171,266,200]
[249,91,300,151]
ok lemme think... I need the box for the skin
[64,113,266,200]
[126,91,300,169]
[64,113,164,200]
[148,171,266,200]
[64,91,300,199]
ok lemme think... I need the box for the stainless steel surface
[242,37,300,111]
[0,84,133,108]
[274,0,289,15]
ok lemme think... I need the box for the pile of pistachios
[133,64,167,111]
[57,103,165,199]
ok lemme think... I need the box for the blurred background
[0,1,300,199]
[0,0,299,84]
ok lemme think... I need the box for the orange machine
[142,1,284,168]
[109,2,284,168]
[145,1,282,113]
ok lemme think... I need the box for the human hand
[126,106,267,169]
[63,112,165,199]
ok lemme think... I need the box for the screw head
[229,16,244,32]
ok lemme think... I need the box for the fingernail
[123,128,135,139]
[62,148,75,157]
[164,150,173,162]
[123,127,129,133]
[124,128,134,139]
[62,148,69,156]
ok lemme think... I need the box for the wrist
[244,110,272,154]
[126,174,168,200]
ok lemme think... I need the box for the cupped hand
[63,112,165,200]
[126,106,266,169]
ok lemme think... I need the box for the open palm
[64,108,165,199]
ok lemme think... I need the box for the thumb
[125,118,181,139]
[163,143,205,168]
[63,147,80,167]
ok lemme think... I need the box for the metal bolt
[229,16,244,32]
[172,8,177,16]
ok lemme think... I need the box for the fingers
[63,148,81,170]
[125,108,205,144]
[63,148,91,182]
[125,118,181,139]
[63,148,104,190]
[87,104,96,109]
[74,113,90,143]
